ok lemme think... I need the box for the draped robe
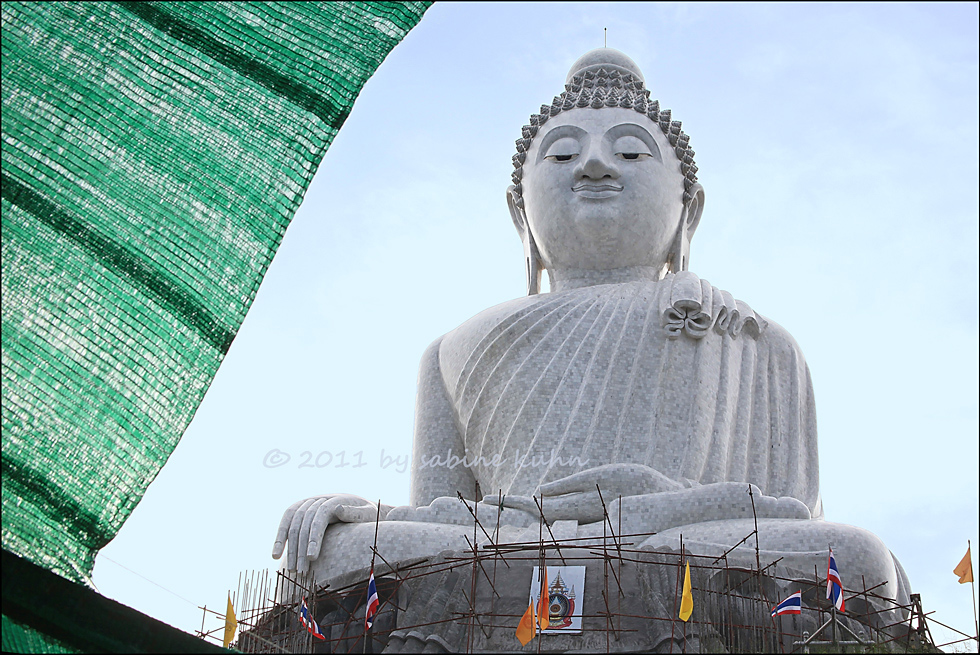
[411,272,821,517]
[310,272,909,636]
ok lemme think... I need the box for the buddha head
[508,48,704,294]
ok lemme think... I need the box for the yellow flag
[538,567,550,632]
[516,600,536,645]
[679,561,694,622]
[223,594,237,648]
[954,545,974,584]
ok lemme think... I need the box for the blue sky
[93,3,979,649]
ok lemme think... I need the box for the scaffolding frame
[209,485,956,654]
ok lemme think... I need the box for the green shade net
[1,0,431,590]
[2,615,77,655]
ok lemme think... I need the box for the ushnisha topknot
[511,48,698,209]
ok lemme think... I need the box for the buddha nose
[575,143,620,181]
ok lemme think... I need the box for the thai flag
[771,591,802,616]
[365,570,380,631]
[299,597,326,640]
[826,548,845,612]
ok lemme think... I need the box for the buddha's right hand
[272,494,392,572]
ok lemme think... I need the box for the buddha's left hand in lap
[608,482,811,537]
[487,465,810,531]
[484,463,686,523]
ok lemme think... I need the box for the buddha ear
[507,185,542,296]
[507,185,529,239]
[668,183,704,274]
[683,183,704,239]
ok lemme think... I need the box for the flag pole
[831,600,838,649]
[363,500,382,655]
[829,544,839,650]
[537,496,543,655]
[971,540,978,646]
[370,498,382,573]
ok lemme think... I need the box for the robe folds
[311,273,910,641]
[411,272,822,518]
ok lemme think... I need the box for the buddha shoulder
[435,293,544,393]
[434,273,806,394]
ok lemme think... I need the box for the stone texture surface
[415,275,807,508]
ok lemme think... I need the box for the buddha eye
[543,137,580,163]
[613,135,652,161]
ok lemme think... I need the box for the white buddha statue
[271,48,910,649]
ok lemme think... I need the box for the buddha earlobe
[524,236,543,296]
[668,183,704,275]
[507,186,543,295]
[667,223,690,275]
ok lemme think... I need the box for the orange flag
[538,566,550,631]
[954,545,974,584]
[516,600,536,645]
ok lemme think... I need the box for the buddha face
[519,107,693,275]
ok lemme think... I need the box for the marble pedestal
[287,518,911,653]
